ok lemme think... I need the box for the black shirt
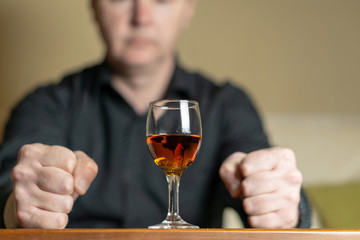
[0,61,311,228]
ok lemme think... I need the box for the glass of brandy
[146,99,202,229]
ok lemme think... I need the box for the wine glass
[146,99,202,229]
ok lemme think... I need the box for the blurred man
[0,0,310,228]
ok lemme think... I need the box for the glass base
[148,215,199,229]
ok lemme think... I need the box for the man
[0,0,310,228]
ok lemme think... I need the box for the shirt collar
[166,62,202,102]
[97,59,196,100]
[98,60,113,87]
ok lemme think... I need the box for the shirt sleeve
[216,83,311,228]
[218,83,270,158]
[0,84,70,228]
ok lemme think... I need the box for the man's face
[93,0,196,69]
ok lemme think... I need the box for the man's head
[92,0,196,71]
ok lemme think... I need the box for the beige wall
[178,0,360,115]
[0,0,103,132]
[1,0,359,124]
[0,2,359,147]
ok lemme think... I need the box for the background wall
[180,0,360,115]
[0,0,359,228]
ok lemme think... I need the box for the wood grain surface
[1,229,360,240]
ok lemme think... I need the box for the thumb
[219,152,246,198]
[72,151,98,199]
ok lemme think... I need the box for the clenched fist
[6,144,98,229]
[219,147,302,228]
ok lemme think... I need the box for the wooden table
[1,229,360,240]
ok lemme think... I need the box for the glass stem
[165,174,181,221]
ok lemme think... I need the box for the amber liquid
[147,134,201,176]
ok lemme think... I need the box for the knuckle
[18,145,36,160]
[11,166,22,182]
[12,165,33,182]
[232,152,246,160]
[85,160,98,175]
[50,145,77,172]
[54,214,68,229]
[248,215,259,227]
[239,162,251,177]
[289,170,303,185]
[219,162,232,176]
[18,144,32,157]
[62,175,75,194]
[284,170,303,189]
[240,179,251,197]
[280,148,296,163]
[18,144,44,161]
[242,198,254,214]
[287,190,301,204]
[12,187,27,204]
[16,209,29,227]
[73,150,82,155]
[62,196,74,214]
[219,161,227,172]
[64,157,77,173]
